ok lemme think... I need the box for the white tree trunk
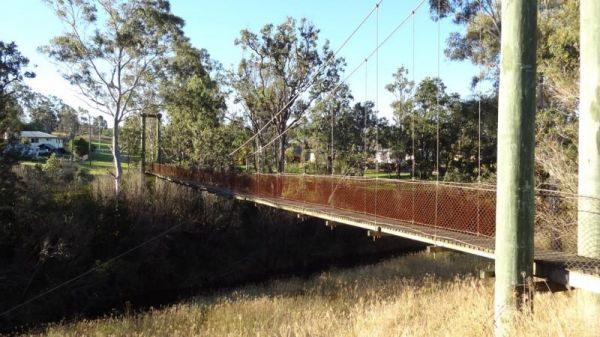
[112,119,123,195]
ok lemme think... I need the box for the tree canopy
[231,17,344,173]
[43,0,185,192]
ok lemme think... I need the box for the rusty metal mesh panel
[330,177,369,214]
[148,164,496,237]
[534,190,600,274]
[148,164,600,275]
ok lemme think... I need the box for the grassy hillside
[31,252,593,337]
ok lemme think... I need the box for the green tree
[93,115,108,130]
[308,83,353,173]
[43,0,185,193]
[386,67,415,173]
[161,40,227,167]
[20,92,60,133]
[429,1,579,189]
[71,137,96,157]
[231,17,344,173]
[537,0,579,112]
[57,102,80,142]
[429,0,501,86]
[332,101,381,175]
[535,2,579,193]
[409,77,464,179]
[119,115,141,160]
[0,41,34,240]
[42,153,61,176]
[0,41,35,115]
[444,95,498,181]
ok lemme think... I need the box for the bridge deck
[148,171,600,293]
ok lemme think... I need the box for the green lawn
[364,169,410,179]
[78,152,137,175]
[20,151,138,176]
[240,162,412,179]
[64,135,138,175]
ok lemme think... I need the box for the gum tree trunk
[112,119,123,195]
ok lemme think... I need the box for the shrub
[42,153,60,176]
[71,137,96,157]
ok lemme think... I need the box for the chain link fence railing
[148,163,600,275]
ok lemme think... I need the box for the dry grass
[28,252,595,337]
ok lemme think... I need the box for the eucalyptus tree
[43,0,184,193]
[308,82,353,172]
[22,93,61,133]
[0,41,32,145]
[93,115,108,135]
[408,77,464,179]
[0,41,35,107]
[231,17,344,173]
[57,103,80,142]
[431,0,578,110]
[333,101,382,175]
[386,67,415,169]
[429,0,501,87]
[0,41,33,238]
[161,40,227,167]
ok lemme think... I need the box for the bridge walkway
[146,169,600,293]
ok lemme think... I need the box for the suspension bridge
[146,163,600,292]
[139,0,600,334]
[141,0,600,289]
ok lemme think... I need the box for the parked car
[37,148,50,157]
[3,143,35,158]
[38,144,58,157]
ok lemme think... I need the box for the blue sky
[1,0,480,121]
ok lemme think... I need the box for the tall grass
[32,252,594,337]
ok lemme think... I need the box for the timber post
[140,114,146,176]
[156,113,162,164]
[141,112,162,174]
[494,0,537,335]
[578,0,600,328]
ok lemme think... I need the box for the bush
[71,137,96,157]
[42,153,60,176]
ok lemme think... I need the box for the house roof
[18,131,59,139]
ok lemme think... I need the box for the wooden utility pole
[494,0,537,335]
[578,0,600,264]
[578,0,600,327]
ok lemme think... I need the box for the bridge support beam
[578,0,600,329]
[367,227,388,241]
[494,0,537,335]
